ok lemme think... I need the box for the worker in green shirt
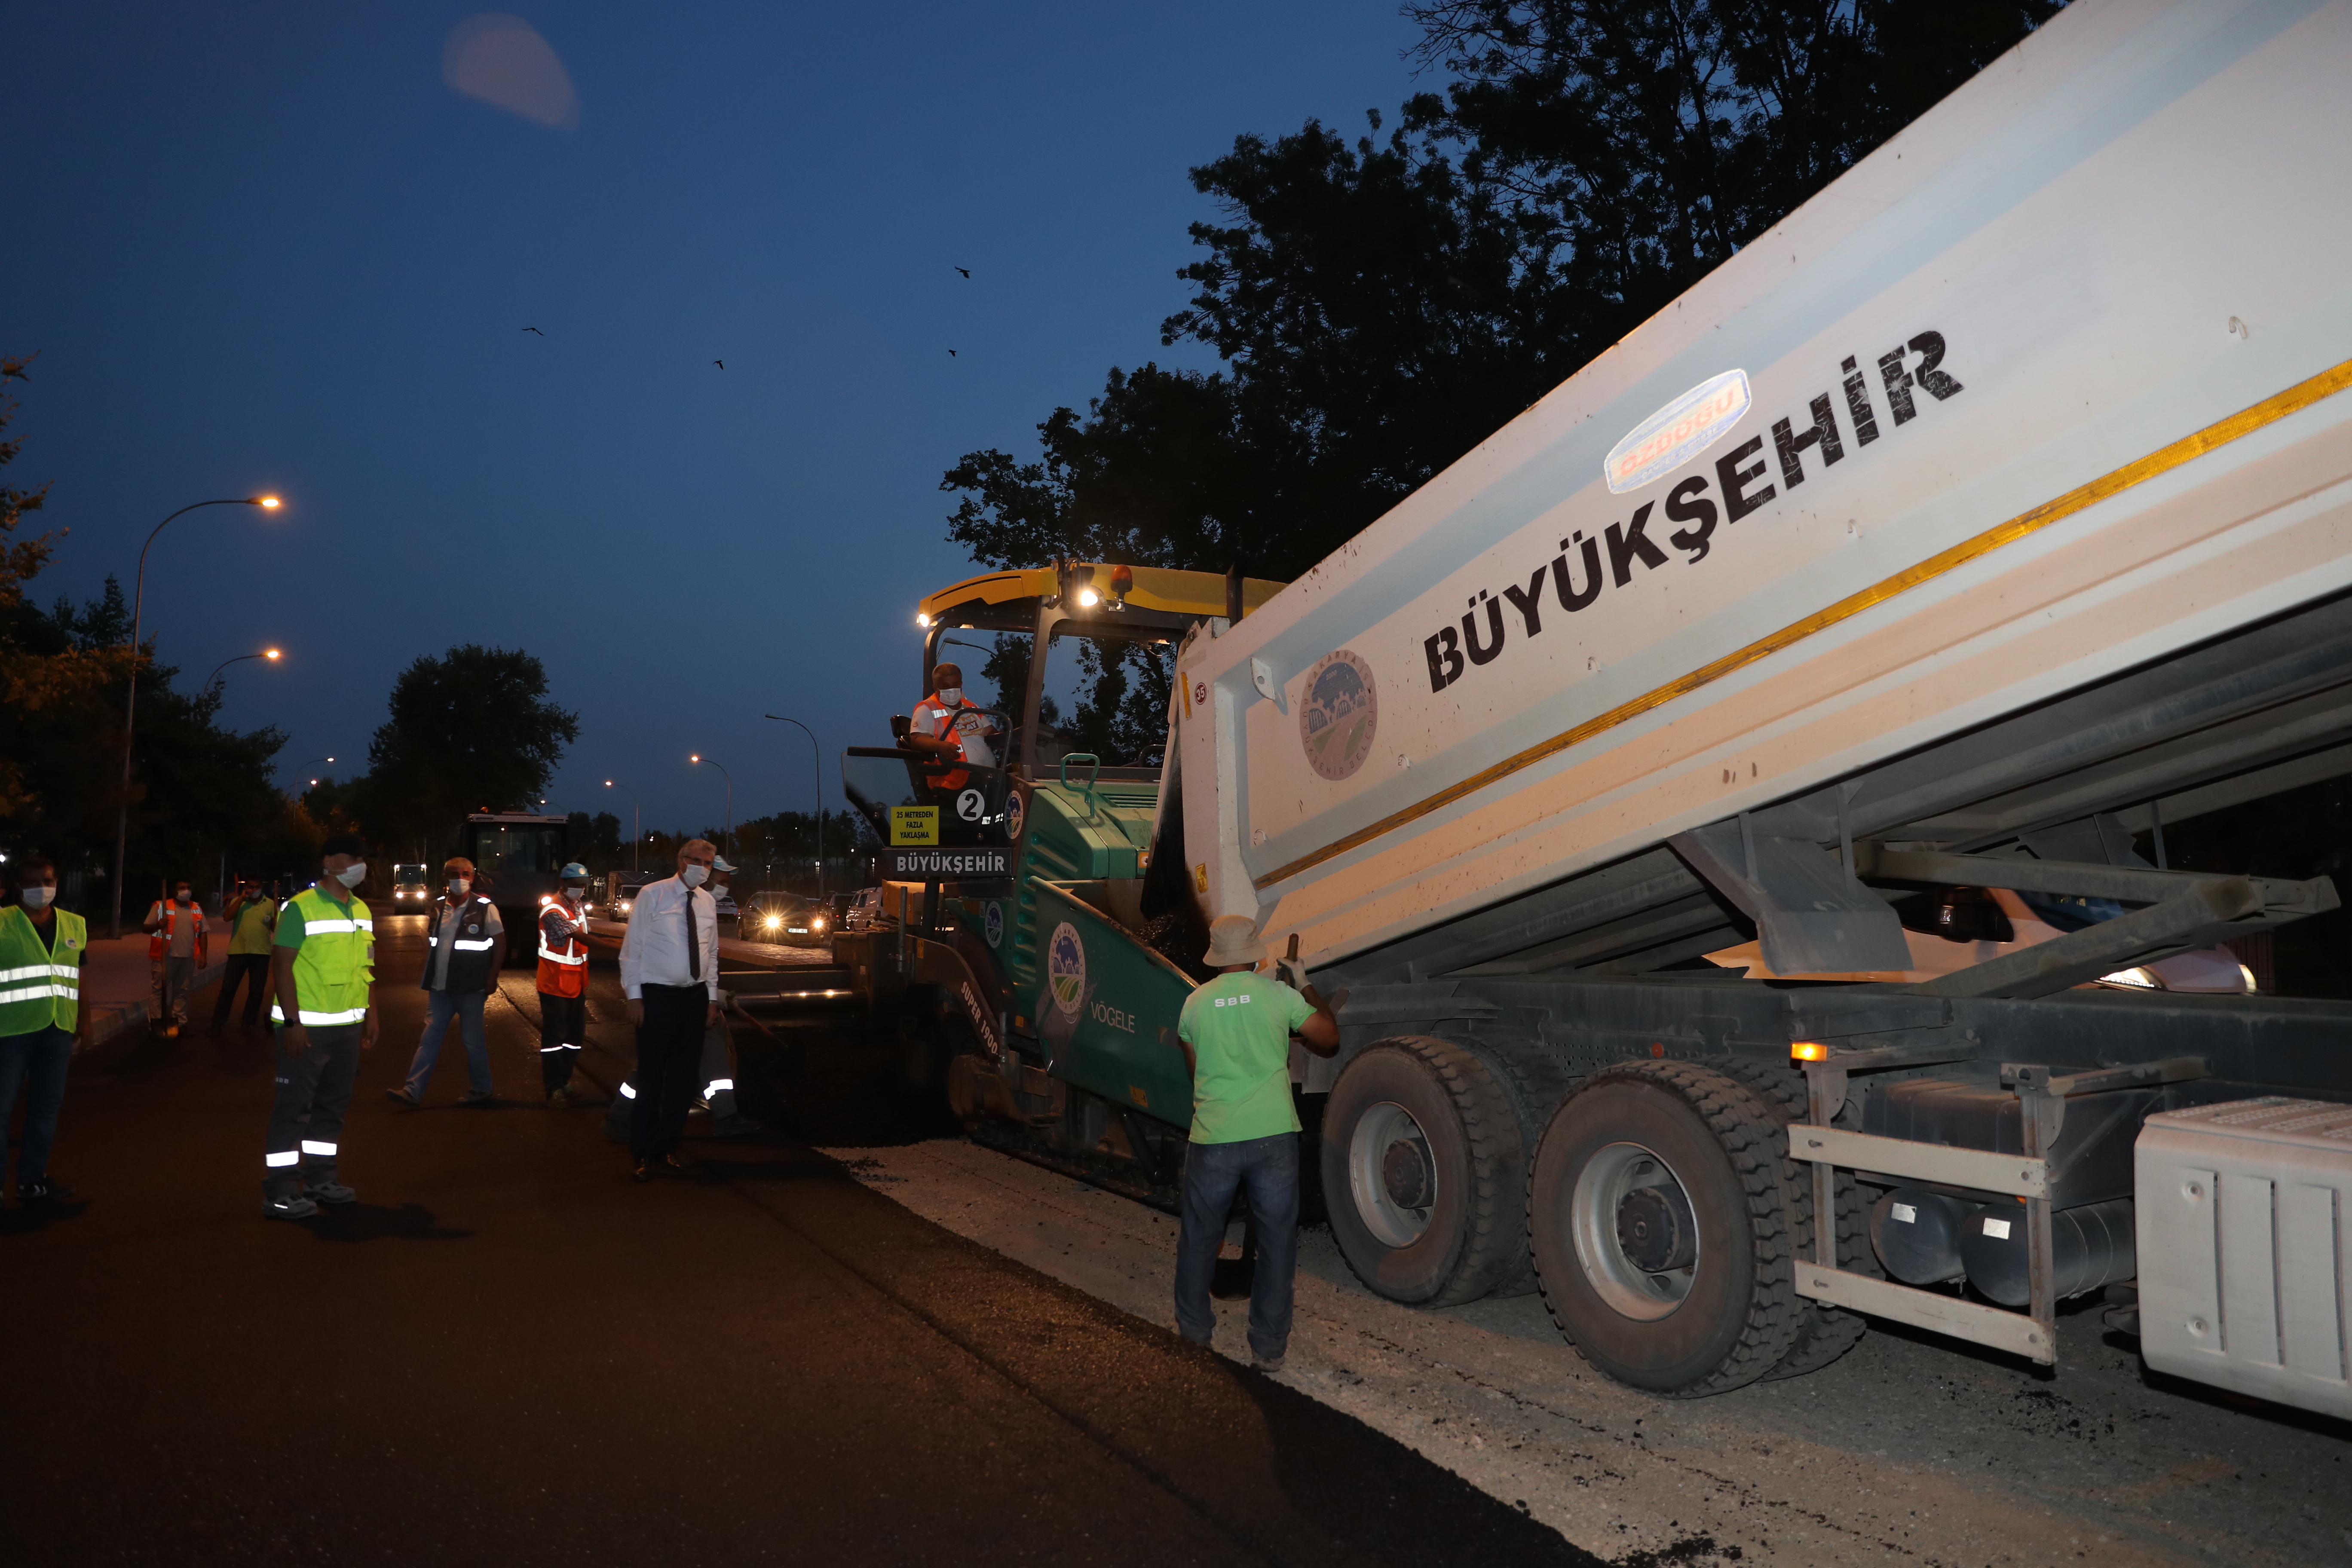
[1172,915,1338,1372]
[211,878,277,1030]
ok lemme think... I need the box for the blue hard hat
[558,862,589,880]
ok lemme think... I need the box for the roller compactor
[879,0,2352,1413]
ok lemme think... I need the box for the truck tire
[1530,1061,1803,1396]
[1700,1055,1877,1380]
[1460,1036,1575,1298]
[1321,1036,1528,1307]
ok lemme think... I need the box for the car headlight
[813,917,827,929]
[763,915,781,929]
[619,901,631,913]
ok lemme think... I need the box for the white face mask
[448,877,472,894]
[680,864,708,888]
[176,891,192,904]
[21,887,54,910]
[938,686,964,706]
[563,885,586,901]
[335,862,368,888]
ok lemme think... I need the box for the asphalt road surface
[5,912,1589,1567]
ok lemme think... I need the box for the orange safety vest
[911,690,985,792]
[536,896,590,997]
[147,898,208,965]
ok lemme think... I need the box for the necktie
[683,882,701,984]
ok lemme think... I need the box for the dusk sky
[2,2,1421,837]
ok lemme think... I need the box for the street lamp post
[604,780,641,873]
[110,494,282,938]
[689,754,732,858]
[763,715,824,899]
[299,755,335,787]
[203,646,282,693]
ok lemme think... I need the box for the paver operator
[263,835,378,1221]
[538,861,593,1106]
[904,662,999,793]
[141,878,206,1038]
[0,857,85,1207]
[1171,915,1339,1373]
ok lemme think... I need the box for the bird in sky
[954,266,970,279]
[948,349,957,357]
[714,359,724,369]
[522,326,544,336]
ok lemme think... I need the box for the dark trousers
[630,984,706,1158]
[211,953,270,1026]
[0,1025,74,1184]
[1174,1132,1301,1361]
[264,1023,363,1198]
[540,990,585,1093]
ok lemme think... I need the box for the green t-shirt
[229,898,276,955]
[1176,970,1315,1145]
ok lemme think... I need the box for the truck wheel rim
[1569,1141,1700,1322]
[1350,1100,1435,1248]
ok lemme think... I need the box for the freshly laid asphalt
[5,911,1593,1567]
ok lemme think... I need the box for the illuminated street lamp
[689,754,732,858]
[300,755,334,787]
[604,780,642,874]
[110,494,285,938]
[204,646,282,693]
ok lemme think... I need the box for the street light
[110,493,284,938]
[763,714,824,899]
[298,755,334,787]
[604,780,642,873]
[689,754,732,857]
[203,646,282,693]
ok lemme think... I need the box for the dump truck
[845,0,2352,1418]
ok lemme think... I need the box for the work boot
[1251,1352,1287,1374]
[265,1194,320,1221]
[383,1087,423,1109]
[458,1089,494,1106]
[548,1084,588,1108]
[18,1175,76,1204]
[304,1182,358,1205]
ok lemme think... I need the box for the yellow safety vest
[0,904,85,1036]
[269,887,375,1026]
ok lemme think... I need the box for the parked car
[839,885,885,934]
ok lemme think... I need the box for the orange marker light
[1791,1041,1832,1063]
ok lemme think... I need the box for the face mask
[21,887,54,910]
[335,862,368,888]
[448,877,472,894]
[680,864,708,888]
[938,687,964,706]
[563,885,586,901]
[176,891,191,903]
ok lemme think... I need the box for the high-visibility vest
[421,894,500,993]
[269,887,375,1026]
[0,905,85,1036]
[147,898,208,965]
[912,691,991,792]
[536,897,590,998]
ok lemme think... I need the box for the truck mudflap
[1028,879,1197,1129]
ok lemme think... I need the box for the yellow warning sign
[890,805,940,846]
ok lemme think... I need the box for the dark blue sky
[2,2,1421,836]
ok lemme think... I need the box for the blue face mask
[21,887,54,910]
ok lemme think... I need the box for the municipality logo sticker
[1299,649,1378,781]
[984,900,1005,949]
[1046,921,1087,1017]
[1007,790,1025,840]
[1603,368,1750,495]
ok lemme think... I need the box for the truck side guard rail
[1791,1046,2207,1366]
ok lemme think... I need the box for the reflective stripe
[304,919,360,934]
[706,1078,735,1093]
[356,919,374,930]
[269,1004,369,1025]
[0,963,49,982]
[0,983,76,1004]
[265,1151,300,1168]
[536,940,588,965]
[300,1140,337,1156]
[539,1044,567,1053]
[618,1081,637,1099]
[452,938,496,951]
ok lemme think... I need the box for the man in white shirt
[616,838,720,1182]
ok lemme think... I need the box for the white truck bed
[1176,0,2352,972]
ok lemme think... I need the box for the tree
[943,1,2061,587]
[364,645,579,854]
[566,809,623,871]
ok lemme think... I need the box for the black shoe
[18,1175,76,1204]
[383,1087,422,1108]
[632,1161,655,1183]
[458,1089,494,1106]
